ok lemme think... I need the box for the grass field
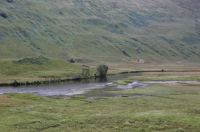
[0,56,83,84]
[122,72,200,82]
[0,82,199,131]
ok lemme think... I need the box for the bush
[69,58,75,63]
[81,65,90,78]
[97,64,108,78]
[14,56,49,65]
[6,0,14,3]
[0,12,8,18]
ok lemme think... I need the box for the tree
[97,64,108,78]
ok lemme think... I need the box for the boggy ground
[0,81,199,132]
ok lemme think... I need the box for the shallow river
[0,73,141,96]
[0,73,199,96]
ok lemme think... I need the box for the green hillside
[0,0,200,63]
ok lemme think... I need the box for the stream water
[0,73,199,96]
[0,73,141,96]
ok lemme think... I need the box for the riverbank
[1,69,200,87]
[1,57,200,87]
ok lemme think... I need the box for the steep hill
[0,0,200,63]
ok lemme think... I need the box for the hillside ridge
[0,0,200,63]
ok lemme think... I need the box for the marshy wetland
[0,71,200,131]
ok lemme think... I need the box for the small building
[136,58,145,64]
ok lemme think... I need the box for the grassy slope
[0,57,82,83]
[0,83,199,131]
[0,0,200,63]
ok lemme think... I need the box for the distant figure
[161,69,165,72]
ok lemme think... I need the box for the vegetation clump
[6,0,14,3]
[0,12,8,18]
[81,65,90,78]
[97,64,108,78]
[68,58,75,63]
[14,56,49,65]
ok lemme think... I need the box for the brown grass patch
[0,95,15,107]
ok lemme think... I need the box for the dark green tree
[97,65,108,78]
